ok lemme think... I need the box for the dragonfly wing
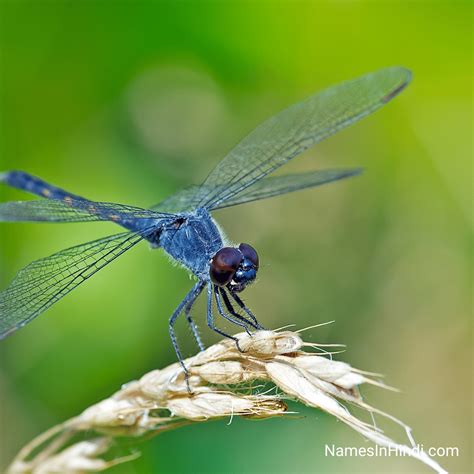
[0,199,169,223]
[150,186,206,213]
[211,168,363,210]
[198,67,411,210]
[0,228,152,339]
[0,200,104,222]
[151,169,361,211]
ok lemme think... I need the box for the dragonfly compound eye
[210,247,242,286]
[238,243,259,269]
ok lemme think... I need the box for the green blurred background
[0,1,471,473]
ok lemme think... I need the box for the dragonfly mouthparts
[231,258,258,292]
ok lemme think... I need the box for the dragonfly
[0,66,411,375]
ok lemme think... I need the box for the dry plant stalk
[8,328,446,474]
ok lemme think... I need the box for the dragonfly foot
[234,337,246,353]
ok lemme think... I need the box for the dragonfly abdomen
[0,170,166,233]
[1,170,86,202]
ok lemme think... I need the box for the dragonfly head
[210,243,259,292]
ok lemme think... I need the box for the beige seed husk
[7,329,446,474]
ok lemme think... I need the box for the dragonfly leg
[184,297,205,352]
[229,290,265,330]
[213,286,252,336]
[206,284,244,352]
[169,281,205,390]
[219,287,260,330]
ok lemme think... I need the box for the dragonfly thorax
[158,208,224,279]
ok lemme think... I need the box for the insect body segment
[0,170,168,233]
[2,170,85,202]
[158,208,223,279]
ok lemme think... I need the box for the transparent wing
[150,186,206,213]
[197,67,411,209]
[0,228,153,339]
[0,199,169,223]
[151,168,362,212]
[214,168,363,209]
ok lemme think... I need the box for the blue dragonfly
[0,67,411,374]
